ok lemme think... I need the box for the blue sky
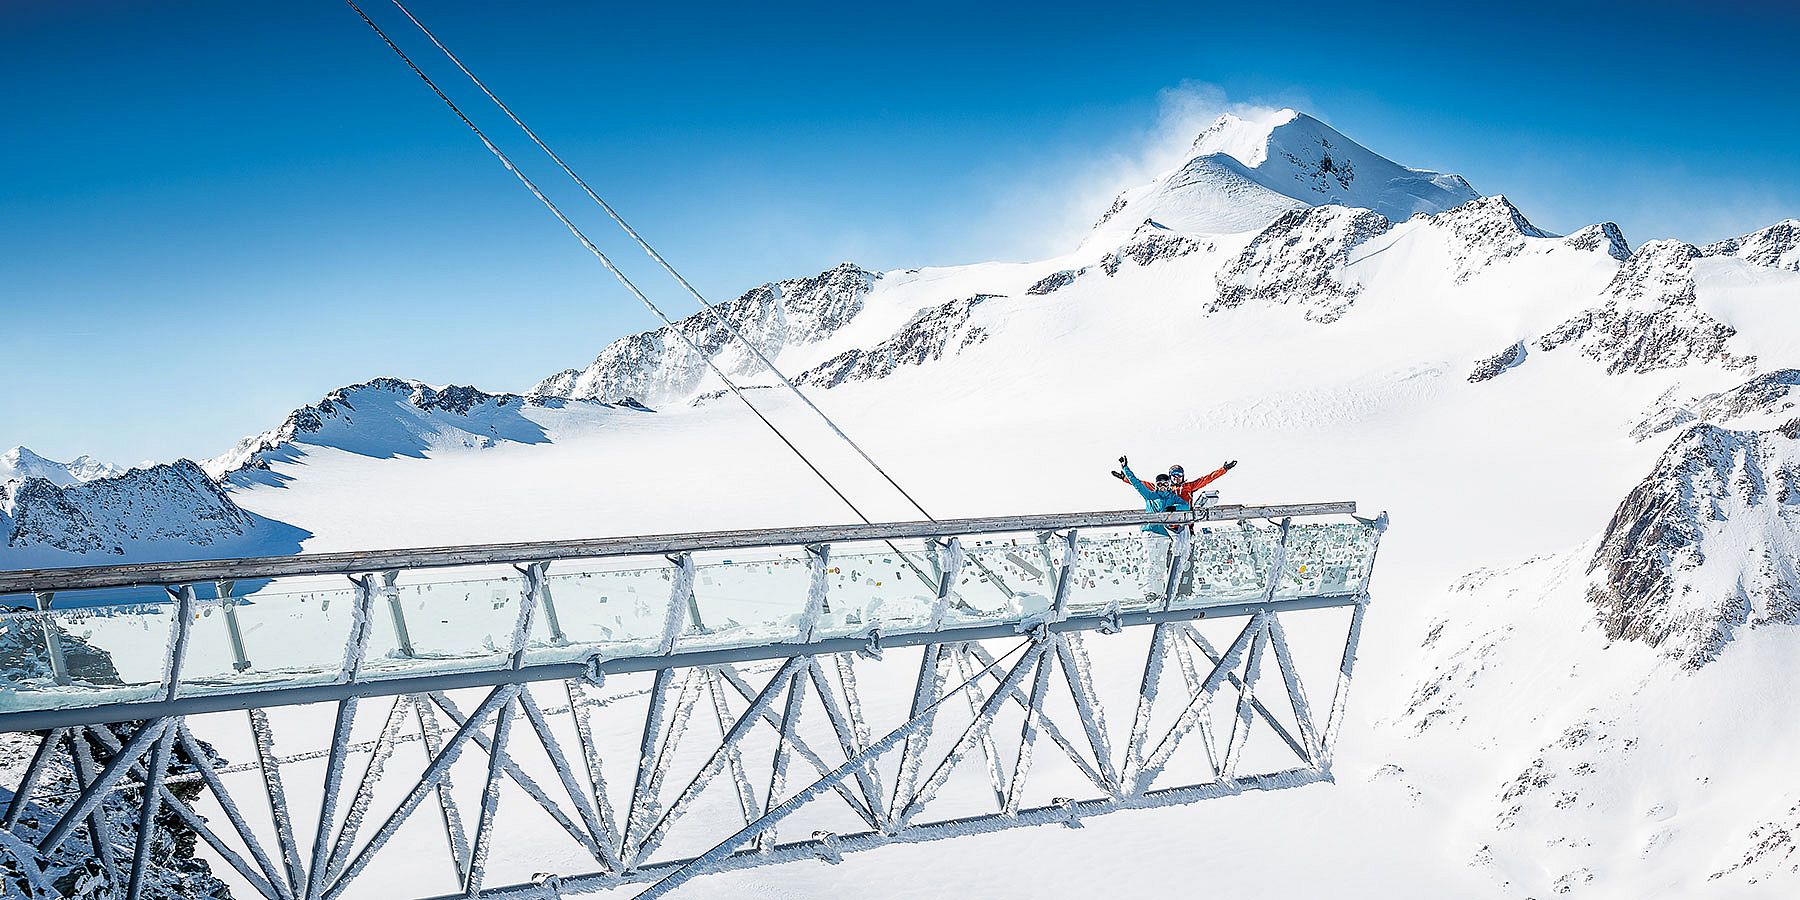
[4,0,1798,466]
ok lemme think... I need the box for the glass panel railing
[529,562,680,664]
[677,553,815,653]
[0,518,1380,714]
[0,602,174,712]
[178,579,361,696]
[1273,522,1380,599]
[811,545,940,640]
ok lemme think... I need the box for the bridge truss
[0,504,1382,899]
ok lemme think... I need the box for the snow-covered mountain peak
[1088,108,1481,246]
[1,446,124,487]
[1700,218,1800,271]
[1587,419,1800,669]
[2,459,279,564]
[204,377,623,483]
[1187,107,1301,166]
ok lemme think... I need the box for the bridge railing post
[159,584,195,701]
[798,544,831,643]
[31,591,70,686]
[378,570,414,658]
[216,578,252,672]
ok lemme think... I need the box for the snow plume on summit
[1084,107,1479,246]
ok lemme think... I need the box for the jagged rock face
[1536,240,1753,375]
[532,262,878,406]
[1703,219,1800,271]
[4,460,251,556]
[1026,268,1084,295]
[1469,342,1528,383]
[1586,422,1800,669]
[1634,370,1800,440]
[1425,196,1553,283]
[1099,225,1212,276]
[1092,194,1129,229]
[1212,206,1391,323]
[1563,223,1632,261]
[0,727,233,900]
[796,295,995,388]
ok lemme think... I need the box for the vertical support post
[506,564,542,670]
[1221,620,1270,780]
[1050,530,1079,616]
[379,570,415,658]
[1122,624,1174,788]
[798,544,830,643]
[929,538,964,630]
[216,579,252,672]
[1263,518,1293,603]
[339,575,379,683]
[158,585,195,702]
[521,561,567,646]
[757,665,809,853]
[32,590,69,686]
[660,553,696,653]
[307,700,363,900]
[1319,597,1369,770]
[1161,526,1194,610]
[249,708,308,898]
[1003,645,1054,815]
[63,728,124,885]
[464,695,517,897]
[125,726,177,900]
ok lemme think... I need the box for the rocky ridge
[532,262,878,406]
[1586,418,1800,668]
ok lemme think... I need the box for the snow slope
[11,109,1800,899]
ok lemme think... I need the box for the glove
[1110,470,1126,481]
[1223,460,1238,470]
[1118,455,1129,466]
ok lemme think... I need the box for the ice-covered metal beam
[0,503,1355,593]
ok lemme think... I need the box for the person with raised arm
[1111,455,1190,600]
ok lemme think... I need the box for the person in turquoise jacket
[1112,456,1190,535]
[1112,455,1190,598]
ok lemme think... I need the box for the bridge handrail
[0,501,1355,593]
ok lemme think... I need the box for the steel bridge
[0,502,1382,899]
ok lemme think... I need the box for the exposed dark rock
[1536,240,1753,375]
[1026,268,1085,295]
[532,262,879,406]
[1587,423,1800,668]
[1212,205,1391,323]
[1469,341,1528,383]
[796,295,996,388]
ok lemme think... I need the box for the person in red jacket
[1120,460,1237,504]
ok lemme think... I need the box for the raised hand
[1223,460,1238,470]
